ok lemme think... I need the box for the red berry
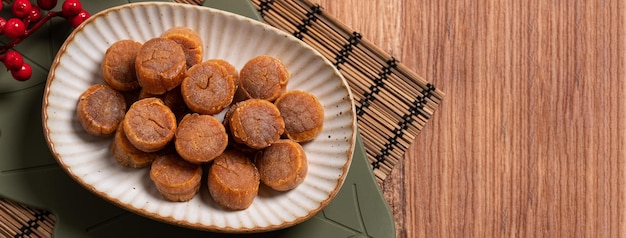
[4,18,26,39]
[11,63,32,81]
[37,0,58,11]
[12,0,32,18]
[4,51,24,71]
[69,10,90,28]
[62,0,83,17]
[0,17,6,35]
[25,6,42,24]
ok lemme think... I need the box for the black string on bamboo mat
[14,210,51,238]
[292,5,321,39]
[1,198,55,237]
[258,0,275,17]
[355,58,397,116]
[334,32,362,69]
[371,83,436,170]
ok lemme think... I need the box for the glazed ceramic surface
[42,2,356,233]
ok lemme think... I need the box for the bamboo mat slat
[1,0,443,237]
[0,199,55,238]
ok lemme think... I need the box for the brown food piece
[255,139,308,191]
[122,98,177,152]
[110,123,157,168]
[139,86,189,121]
[239,55,289,101]
[181,61,236,115]
[221,100,244,131]
[101,40,142,91]
[206,59,239,90]
[150,153,202,202]
[222,101,260,155]
[274,90,324,142]
[207,150,260,210]
[135,38,187,95]
[175,113,228,164]
[137,87,155,100]
[159,86,189,121]
[228,140,259,156]
[161,26,203,68]
[229,99,285,149]
[76,84,126,136]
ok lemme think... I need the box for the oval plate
[42,2,356,233]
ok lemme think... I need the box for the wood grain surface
[309,0,625,237]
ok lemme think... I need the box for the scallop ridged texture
[43,2,356,233]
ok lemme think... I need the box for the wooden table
[310,0,624,237]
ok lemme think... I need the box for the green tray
[0,1,395,237]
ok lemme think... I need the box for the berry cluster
[0,0,90,81]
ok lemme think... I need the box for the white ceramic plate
[42,2,356,233]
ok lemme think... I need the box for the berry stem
[0,10,64,55]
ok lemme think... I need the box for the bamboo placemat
[252,0,444,182]
[1,0,443,237]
